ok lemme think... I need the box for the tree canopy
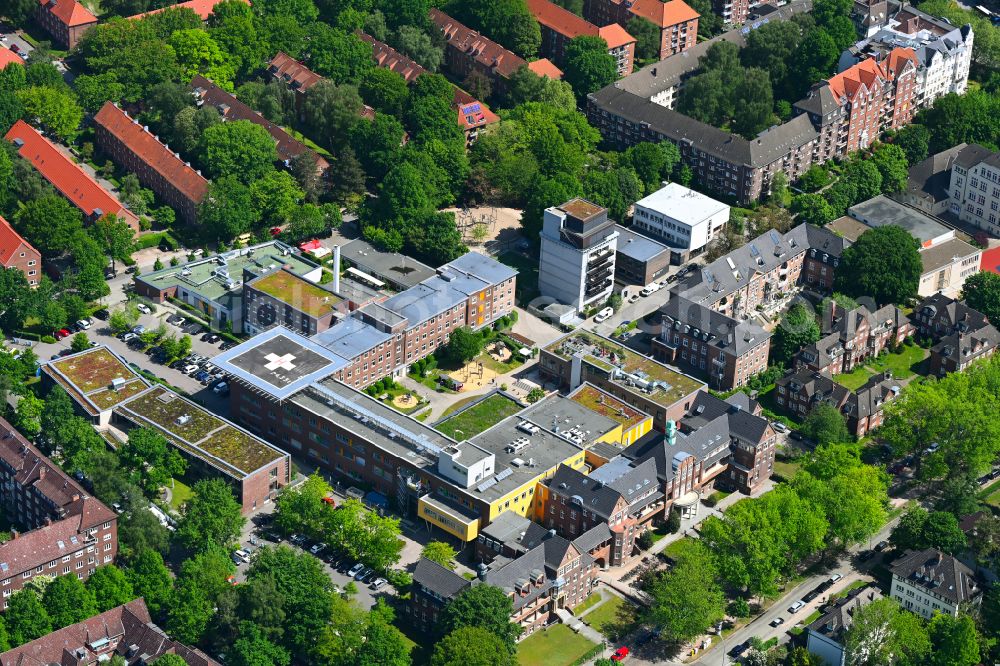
[834,226,922,305]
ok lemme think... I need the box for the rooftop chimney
[333,244,341,295]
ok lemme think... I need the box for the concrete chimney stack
[333,244,341,294]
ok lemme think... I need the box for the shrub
[665,507,681,534]
[385,569,412,590]
[728,597,751,618]
[41,335,56,344]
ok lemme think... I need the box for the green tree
[432,626,516,666]
[844,597,931,666]
[199,176,256,241]
[167,546,235,644]
[359,67,409,116]
[308,25,374,84]
[355,601,412,666]
[177,478,245,553]
[890,507,968,555]
[16,86,83,141]
[834,226,922,305]
[167,29,235,87]
[395,25,443,71]
[42,574,97,629]
[890,124,931,164]
[732,68,775,139]
[792,28,840,88]
[504,66,576,112]
[230,623,291,666]
[274,472,334,539]
[563,36,617,102]
[120,427,187,494]
[250,169,304,228]
[961,271,1000,324]
[304,81,364,152]
[870,143,909,194]
[438,585,521,653]
[792,465,888,547]
[421,541,458,569]
[14,195,84,257]
[152,655,189,666]
[792,193,836,226]
[85,565,135,612]
[109,305,140,334]
[800,403,851,445]
[70,332,90,353]
[627,16,661,62]
[14,392,44,440]
[89,214,136,271]
[645,541,725,642]
[462,0,541,58]
[438,327,484,367]
[125,549,174,618]
[6,589,52,647]
[73,72,126,112]
[928,614,979,666]
[200,120,278,183]
[772,302,820,364]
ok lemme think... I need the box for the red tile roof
[0,216,38,267]
[526,0,600,40]
[452,90,500,131]
[430,8,528,79]
[5,120,140,230]
[37,0,97,27]
[357,32,427,83]
[93,103,209,207]
[190,75,329,172]
[0,599,220,666]
[826,47,917,102]
[0,47,24,68]
[527,58,563,79]
[598,23,635,50]
[628,0,699,27]
[267,52,324,92]
[126,0,248,20]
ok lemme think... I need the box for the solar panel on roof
[477,478,498,492]
[495,468,513,481]
[749,244,760,257]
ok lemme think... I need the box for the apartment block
[948,144,1000,236]
[652,294,770,391]
[126,0,248,20]
[538,199,618,315]
[430,9,528,93]
[36,0,97,49]
[5,120,141,231]
[583,0,698,59]
[93,103,209,225]
[0,216,41,287]
[889,549,980,618]
[805,586,884,666]
[796,300,913,376]
[913,293,1000,375]
[775,368,901,438]
[527,0,636,76]
[0,417,117,606]
[631,183,729,262]
[895,144,968,217]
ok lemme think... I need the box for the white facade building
[538,199,618,314]
[631,183,729,262]
[839,5,973,111]
[889,549,980,619]
[949,144,1000,235]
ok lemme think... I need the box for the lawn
[834,365,876,390]
[583,595,636,638]
[830,579,870,601]
[773,459,803,482]
[661,537,698,561]
[516,625,597,666]
[572,592,603,616]
[981,478,1000,508]
[869,345,927,379]
[168,478,193,511]
[499,251,540,307]
[434,393,523,439]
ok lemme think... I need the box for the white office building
[631,183,729,262]
[949,144,1000,235]
[538,199,618,315]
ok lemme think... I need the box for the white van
[594,307,614,323]
[640,283,660,297]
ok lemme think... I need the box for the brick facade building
[796,301,913,376]
[527,0,636,76]
[0,418,117,607]
[0,216,40,287]
[36,0,97,49]
[582,0,697,59]
[430,9,528,94]
[914,293,1000,375]
[93,103,208,225]
[775,368,901,438]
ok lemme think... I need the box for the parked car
[232,549,250,565]
[640,283,660,297]
[167,314,185,325]
[55,328,71,340]
[136,303,151,315]
[355,566,372,581]
[874,540,891,552]
[362,569,378,583]
[771,421,789,433]
[728,642,750,659]
[131,325,145,335]
[666,273,679,284]
[204,333,221,343]
[213,382,229,395]
[788,600,805,614]
[594,307,614,323]
[627,294,639,303]
[858,549,877,562]
[104,269,117,280]
[310,542,326,555]
[370,577,387,591]
[121,333,138,343]
[769,617,785,627]
[195,370,211,383]
[93,309,110,321]
[76,318,92,330]
[347,563,365,578]
[829,573,843,584]
[220,341,237,351]
[125,265,139,274]
[611,647,629,662]
[290,534,306,545]
[181,364,199,374]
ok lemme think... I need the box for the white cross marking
[264,352,297,372]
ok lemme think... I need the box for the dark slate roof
[479,511,551,555]
[660,295,771,357]
[684,391,770,443]
[903,144,967,205]
[890,549,980,605]
[623,416,731,483]
[952,143,1000,171]
[572,523,613,553]
[802,223,850,259]
[482,534,592,611]
[806,586,883,640]
[545,464,627,518]
[413,558,470,599]
[916,293,992,331]
[932,326,1000,364]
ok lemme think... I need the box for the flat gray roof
[615,225,671,263]
[445,251,517,285]
[211,327,349,401]
[313,317,393,358]
[848,196,953,244]
[341,239,436,288]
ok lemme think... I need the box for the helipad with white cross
[211,326,349,400]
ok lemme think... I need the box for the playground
[447,358,501,390]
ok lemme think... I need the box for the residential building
[190,75,329,174]
[93,103,209,225]
[0,47,24,68]
[134,241,324,333]
[526,0,636,76]
[913,293,1000,375]
[5,119,141,230]
[796,300,913,376]
[775,368,901,437]
[538,198,618,314]
[266,52,325,119]
[652,294,771,391]
[840,5,973,110]
[411,526,600,635]
[613,225,671,286]
[40,346,151,428]
[948,143,1000,236]
[853,0,889,37]
[36,0,97,49]
[528,58,565,79]
[895,143,969,217]
[356,33,501,146]
[126,0,249,20]
[631,183,729,262]
[0,216,41,287]
[582,0,698,59]
[805,586,884,666]
[539,330,706,430]
[113,386,291,513]
[0,417,117,604]
[801,223,850,291]
[430,9,528,93]
[475,510,552,563]
[0,599,218,665]
[889,548,981,618]
[831,196,982,297]
[589,38,919,203]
